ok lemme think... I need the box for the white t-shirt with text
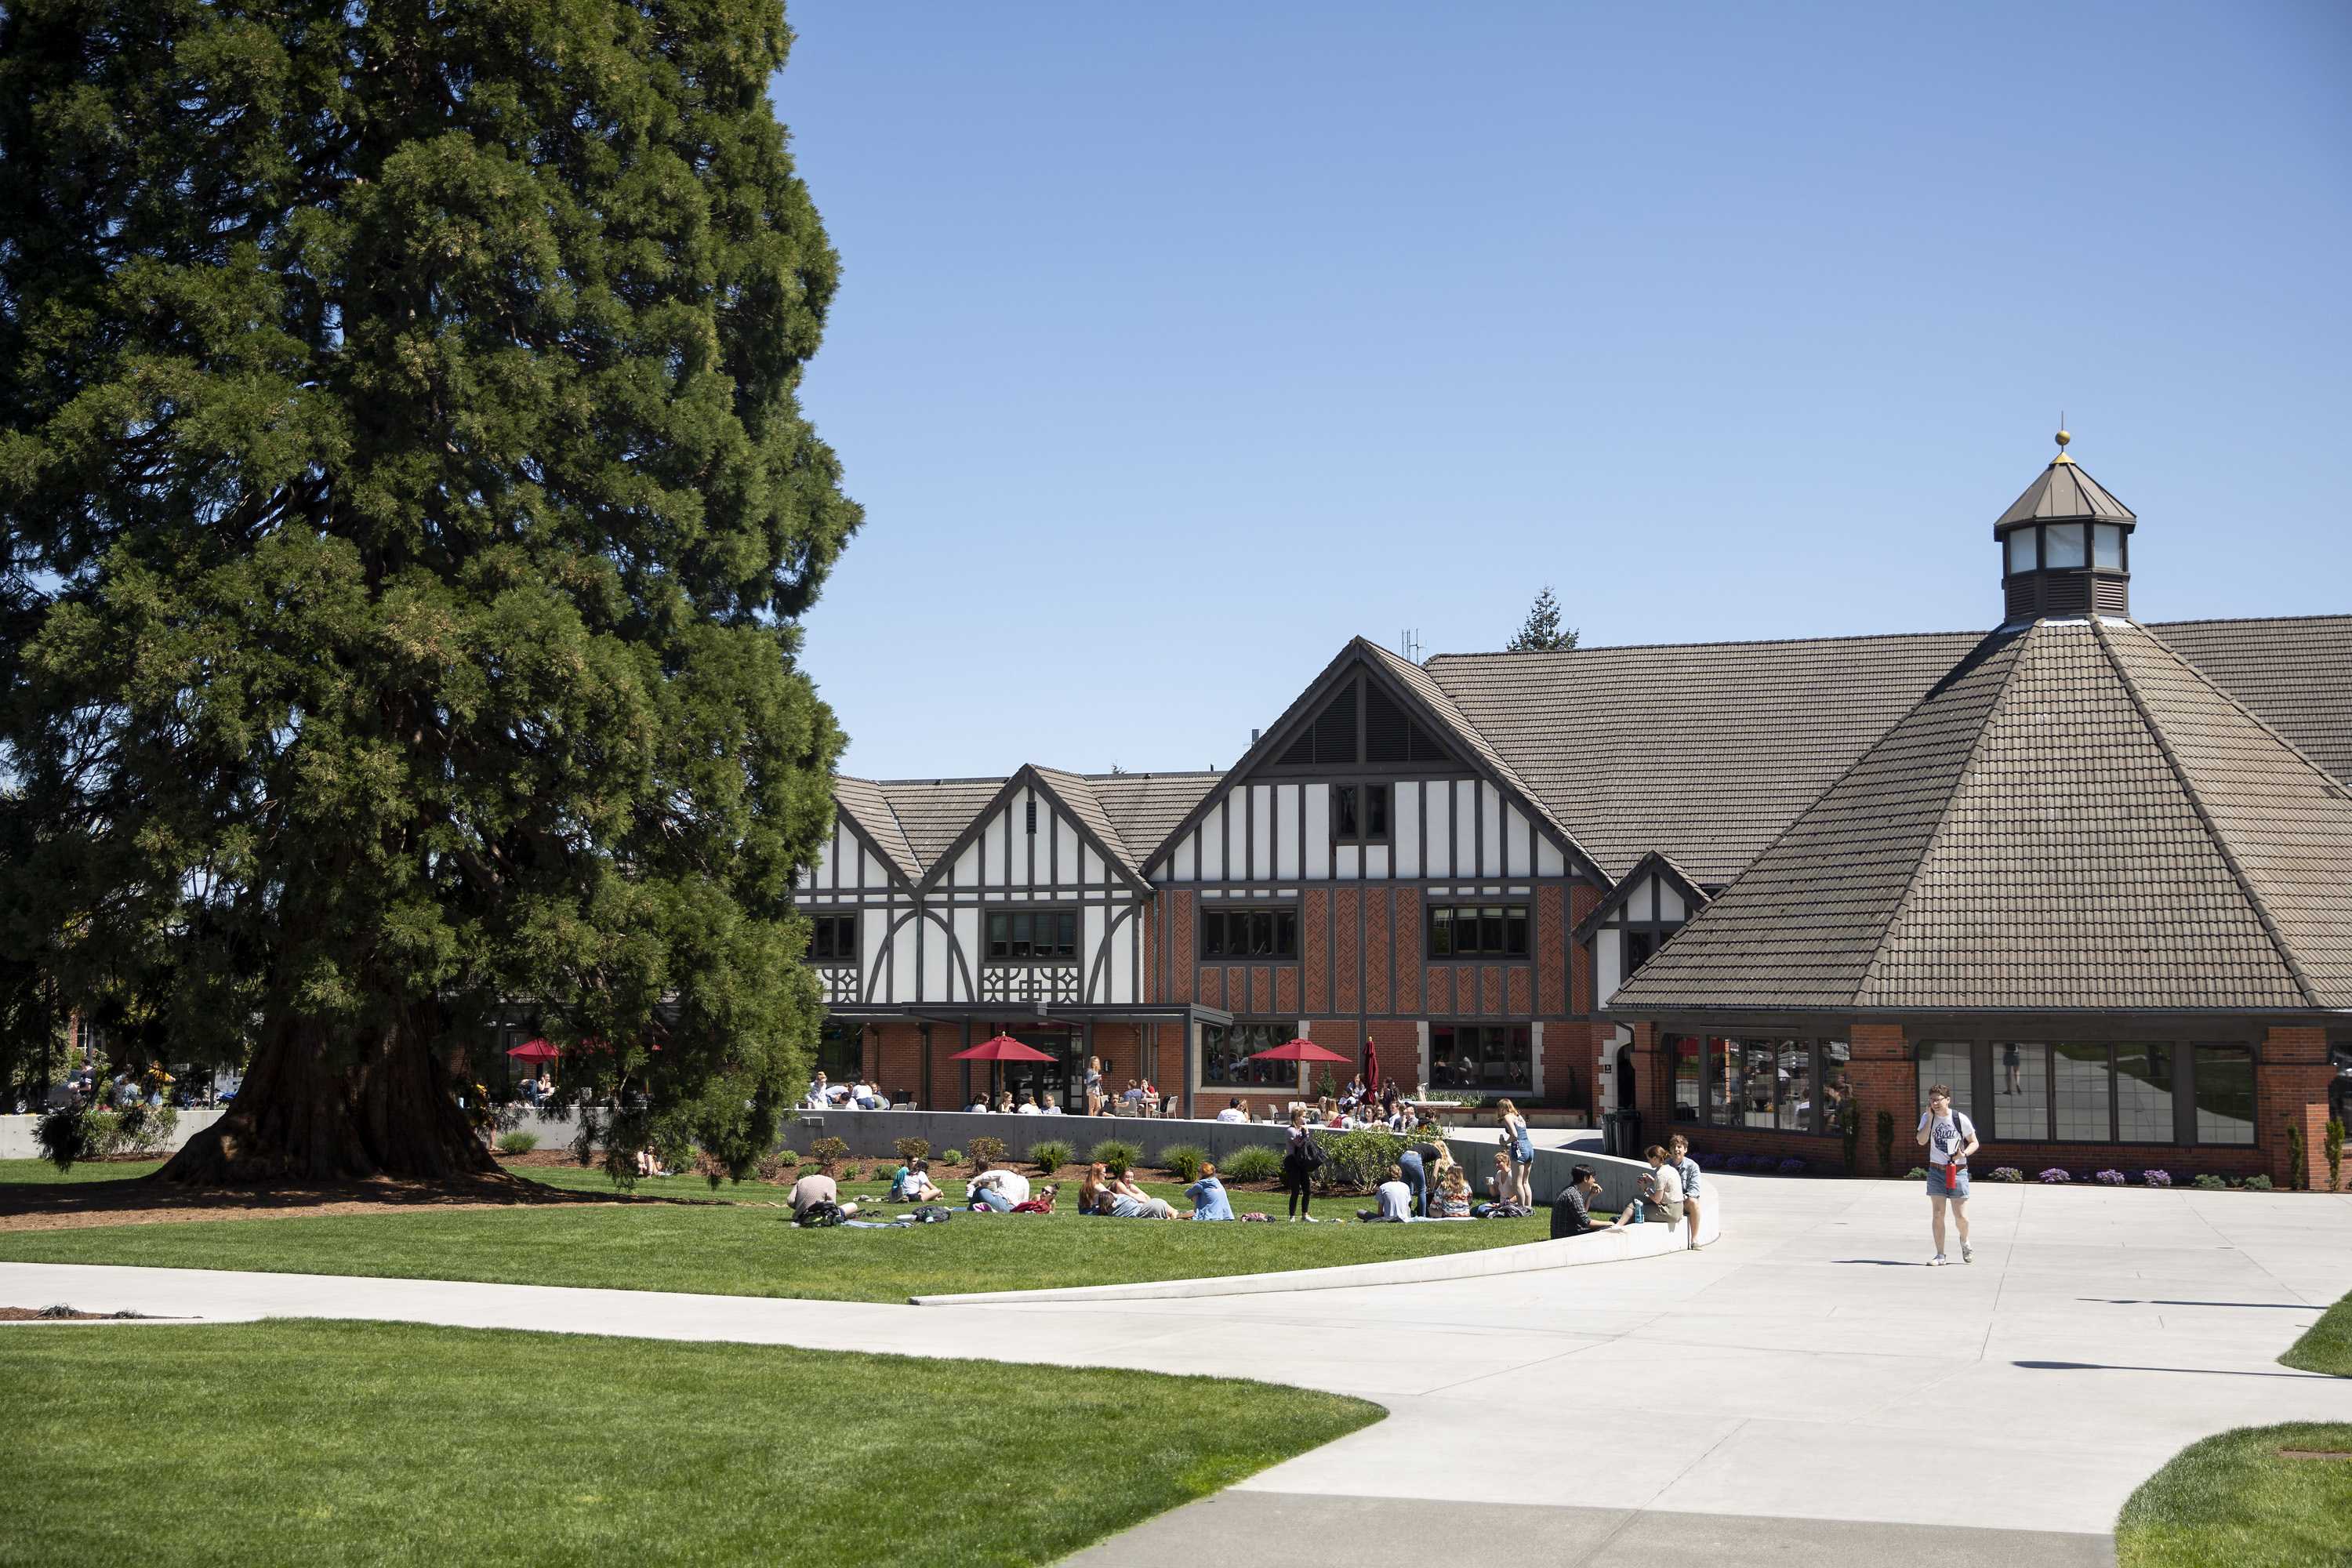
[1918,1109,1977,1166]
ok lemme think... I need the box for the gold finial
[2053,420,2074,465]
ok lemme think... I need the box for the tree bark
[155,1014,499,1185]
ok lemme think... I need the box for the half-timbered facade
[800,445,2351,1167]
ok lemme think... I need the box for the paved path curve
[7,1174,2349,1566]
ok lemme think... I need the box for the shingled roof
[1606,617,2352,1015]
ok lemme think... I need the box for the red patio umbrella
[952,1034,1055,1106]
[1244,1038,1350,1064]
[1362,1036,1381,1094]
[506,1039,560,1062]
[952,1035,1055,1062]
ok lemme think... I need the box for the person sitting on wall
[888,1159,942,1204]
[1042,1098,1065,1115]
[1185,1163,1236,1221]
[967,1163,1033,1213]
[1016,1094,1042,1115]
[967,1095,990,1113]
[1216,1097,1248,1123]
[1551,1165,1633,1238]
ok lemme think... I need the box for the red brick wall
[1538,886,1567,1015]
[1425,966,1450,1016]
[1276,967,1300,1015]
[1395,888,1422,1014]
[1367,893,1392,1014]
[1304,889,1330,1014]
[1169,889,1194,1004]
[1198,966,1222,1011]
[1335,890,1360,1013]
[1250,964,1272,1015]
[2263,1025,2333,1188]
[1573,887,1602,1015]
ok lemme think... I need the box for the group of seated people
[804,1073,890,1110]
[965,1091,1067,1115]
[1549,1138,1700,1246]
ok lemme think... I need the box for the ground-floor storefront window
[1200,1022,1301,1091]
[1429,1025,1530,1091]
[1670,1036,1850,1134]
[1915,1040,2256,1145]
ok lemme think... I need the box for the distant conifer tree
[1506,588,1579,652]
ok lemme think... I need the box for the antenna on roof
[1401,629,1423,664]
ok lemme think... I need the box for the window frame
[1668,1035,1849,1135]
[1199,905,1300,960]
[1914,1039,2256,1148]
[1428,902,1530,960]
[1197,1020,1304,1092]
[1428,1023,1533,1093]
[985,908,1080,962]
[808,913,858,964]
[1329,782,1391,844]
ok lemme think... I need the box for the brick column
[2261,1025,2332,1189]
[1847,1021,1912,1178]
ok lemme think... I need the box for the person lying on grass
[1099,1171,1177,1218]
[967,1164,1032,1213]
[1185,1163,1235,1221]
[1009,1184,1058,1214]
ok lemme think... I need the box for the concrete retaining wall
[0,1109,227,1160]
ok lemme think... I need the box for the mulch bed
[1,1305,182,1320]
[0,1168,708,1235]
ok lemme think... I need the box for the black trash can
[1602,1109,1642,1160]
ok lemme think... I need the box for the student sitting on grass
[1486,1149,1514,1201]
[1436,1167,1472,1218]
[1076,1161,1111,1214]
[1104,1170,1177,1218]
[635,1145,671,1178]
[789,1171,857,1223]
[888,1159,942,1203]
[1358,1164,1416,1222]
[1185,1163,1235,1221]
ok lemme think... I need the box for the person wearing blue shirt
[1186,1165,1235,1221]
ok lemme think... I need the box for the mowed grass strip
[0,1319,1380,1568]
[2114,1421,2352,1568]
[2278,1287,2352,1377]
[0,1196,1549,1301]
[0,1157,166,1185]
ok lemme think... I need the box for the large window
[1332,783,1389,842]
[988,909,1076,960]
[1200,906,1298,959]
[808,913,858,963]
[2193,1045,2256,1145]
[2005,522,2128,576]
[1200,1022,1301,1090]
[2114,1044,2176,1143]
[1430,905,1527,958]
[1916,1041,1973,1122]
[1991,1041,2049,1142]
[815,1023,862,1080]
[1671,1036,1846,1134]
[1429,1025,1530,1091]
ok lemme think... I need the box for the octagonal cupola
[1994,430,2136,624]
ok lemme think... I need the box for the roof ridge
[1425,627,1983,663]
[2089,616,2324,1010]
[2138,622,2352,800]
[1854,623,2042,1003]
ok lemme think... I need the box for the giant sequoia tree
[0,0,858,1180]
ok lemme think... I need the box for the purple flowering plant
[2038,1167,2072,1184]
[2095,1169,2126,1185]
[2141,1170,2172,1187]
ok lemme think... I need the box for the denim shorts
[1926,1165,1970,1200]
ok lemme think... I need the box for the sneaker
[1928,1253,1947,1267]
[1962,1243,1974,1264]
[1305,1214,1320,1223]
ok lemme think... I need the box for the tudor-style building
[799,441,2350,1181]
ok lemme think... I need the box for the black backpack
[1297,1133,1325,1169]
[910,1204,954,1224]
[798,1200,845,1228]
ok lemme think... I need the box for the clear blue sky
[774,2,2351,782]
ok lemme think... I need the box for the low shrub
[1721,1153,1748,1171]
[2245,1173,2275,1192]
[774,1147,800,1169]
[2192,1172,2226,1189]
[892,1137,931,1163]
[808,1137,850,1174]
[2140,1169,2171,1187]
[1223,1145,1283,1185]
[1776,1157,1807,1175]
[2094,1169,2126,1185]
[1991,1167,2024,1182]
[1156,1144,1209,1183]
[1027,1139,1073,1177]
[940,1148,962,1167]
[1088,1139,1141,1177]
[840,1164,862,1181]
[1315,1128,1406,1192]
[1697,1152,1728,1170]
[1904,1166,1929,1181]
[965,1136,1007,1172]
[495,1131,540,1155]
[2038,1167,2071,1184]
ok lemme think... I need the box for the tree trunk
[155,1014,499,1185]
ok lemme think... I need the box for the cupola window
[2092,524,2125,570]
[2043,522,2086,569]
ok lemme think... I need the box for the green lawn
[2114,1422,2352,1568]
[0,1319,1379,1568]
[2278,1288,2352,1377]
[0,1185,1549,1302]
[0,1156,166,1185]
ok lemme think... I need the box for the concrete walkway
[6,1174,2349,1567]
